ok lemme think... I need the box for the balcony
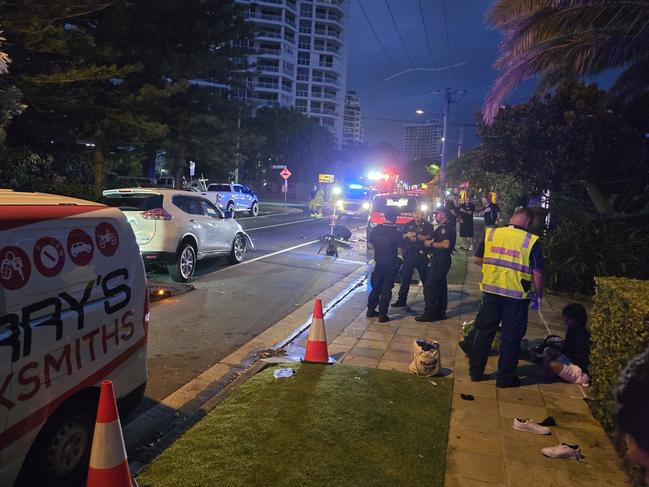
[256,81,280,90]
[257,31,282,40]
[258,48,281,56]
[258,64,280,73]
[246,12,283,23]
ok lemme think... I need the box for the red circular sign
[67,229,94,266]
[33,237,65,277]
[95,222,120,257]
[0,246,31,290]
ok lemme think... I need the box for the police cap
[432,206,448,214]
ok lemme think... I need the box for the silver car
[102,188,253,282]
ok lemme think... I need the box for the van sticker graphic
[95,222,119,257]
[67,229,94,266]
[33,237,65,277]
[0,246,31,290]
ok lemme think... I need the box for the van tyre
[249,201,259,217]
[228,233,246,264]
[16,395,97,487]
[169,242,196,282]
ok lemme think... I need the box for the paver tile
[446,450,506,484]
[498,401,549,421]
[504,460,573,486]
[340,355,380,368]
[445,474,505,487]
[346,346,384,360]
[454,378,498,400]
[330,335,359,347]
[497,387,545,407]
[376,359,410,373]
[448,424,504,457]
[353,338,388,351]
[339,326,368,338]
[381,349,411,363]
[451,407,501,435]
[501,429,568,470]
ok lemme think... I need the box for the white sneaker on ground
[541,443,582,460]
[513,418,551,435]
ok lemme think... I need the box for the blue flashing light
[348,183,363,189]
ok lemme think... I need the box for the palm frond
[486,0,571,27]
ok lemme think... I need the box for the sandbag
[409,339,441,376]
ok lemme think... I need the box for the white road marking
[245,218,317,231]
[240,240,319,265]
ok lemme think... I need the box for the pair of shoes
[541,443,581,460]
[513,418,550,435]
[415,315,435,322]
[391,301,407,308]
[496,377,521,388]
[458,340,472,356]
[378,315,390,323]
[366,309,379,318]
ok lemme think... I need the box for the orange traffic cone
[302,298,332,364]
[87,380,133,487]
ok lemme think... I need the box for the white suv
[102,188,253,282]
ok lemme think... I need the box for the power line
[441,0,453,66]
[358,0,400,72]
[384,0,415,68]
[418,0,436,66]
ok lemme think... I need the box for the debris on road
[273,368,296,379]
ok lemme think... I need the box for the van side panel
[0,205,147,485]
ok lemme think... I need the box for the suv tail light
[142,208,172,220]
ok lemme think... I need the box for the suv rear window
[208,184,231,192]
[372,196,417,212]
[101,194,164,211]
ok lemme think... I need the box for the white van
[0,190,148,486]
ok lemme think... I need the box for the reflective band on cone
[303,298,332,364]
[87,380,133,487]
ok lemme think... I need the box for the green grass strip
[138,364,452,487]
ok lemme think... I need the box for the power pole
[437,88,466,194]
[457,127,464,159]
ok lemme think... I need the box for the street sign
[272,164,287,169]
[189,161,195,177]
[318,173,334,183]
[280,168,292,180]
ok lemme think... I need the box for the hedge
[590,277,649,432]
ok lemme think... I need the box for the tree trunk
[173,147,185,190]
[93,127,106,200]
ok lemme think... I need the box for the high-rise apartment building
[402,122,443,165]
[342,90,363,149]
[236,0,349,148]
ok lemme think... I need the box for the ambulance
[0,190,148,486]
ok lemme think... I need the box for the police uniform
[418,216,456,321]
[367,219,403,319]
[467,225,543,387]
[393,219,433,306]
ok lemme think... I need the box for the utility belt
[428,251,451,267]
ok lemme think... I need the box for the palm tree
[483,0,649,123]
[0,33,10,74]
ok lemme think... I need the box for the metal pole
[440,91,450,194]
[284,180,288,208]
[234,112,241,184]
[457,127,464,158]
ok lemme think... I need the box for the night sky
[346,0,537,153]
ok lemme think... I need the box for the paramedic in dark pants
[467,207,544,388]
[392,210,434,308]
[367,209,403,323]
[416,207,456,322]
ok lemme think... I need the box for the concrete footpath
[288,252,630,487]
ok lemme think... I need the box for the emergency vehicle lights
[336,200,345,209]
[420,204,429,212]
[348,183,363,189]
[367,171,390,181]
[332,186,342,196]
[362,201,371,210]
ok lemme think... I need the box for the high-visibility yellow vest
[480,226,539,299]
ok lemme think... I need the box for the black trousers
[368,260,400,315]
[397,251,429,303]
[468,292,530,384]
[423,255,451,318]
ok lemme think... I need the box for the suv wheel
[168,243,196,282]
[249,201,259,217]
[226,202,235,214]
[228,234,246,264]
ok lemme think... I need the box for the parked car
[200,183,259,217]
[102,188,253,282]
[0,189,147,486]
[366,193,431,242]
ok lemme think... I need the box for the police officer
[367,209,403,323]
[392,210,433,308]
[465,207,544,388]
[416,206,456,322]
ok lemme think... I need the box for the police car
[0,189,148,486]
[366,193,431,241]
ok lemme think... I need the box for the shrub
[544,213,649,295]
[590,277,649,432]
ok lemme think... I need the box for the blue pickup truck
[200,183,260,217]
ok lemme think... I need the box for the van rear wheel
[16,396,97,487]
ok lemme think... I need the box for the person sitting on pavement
[391,209,433,309]
[617,348,649,485]
[542,303,591,385]
[367,208,404,323]
[465,207,544,388]
[415,206,456,323]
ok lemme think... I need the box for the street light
[415,109,425,115]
